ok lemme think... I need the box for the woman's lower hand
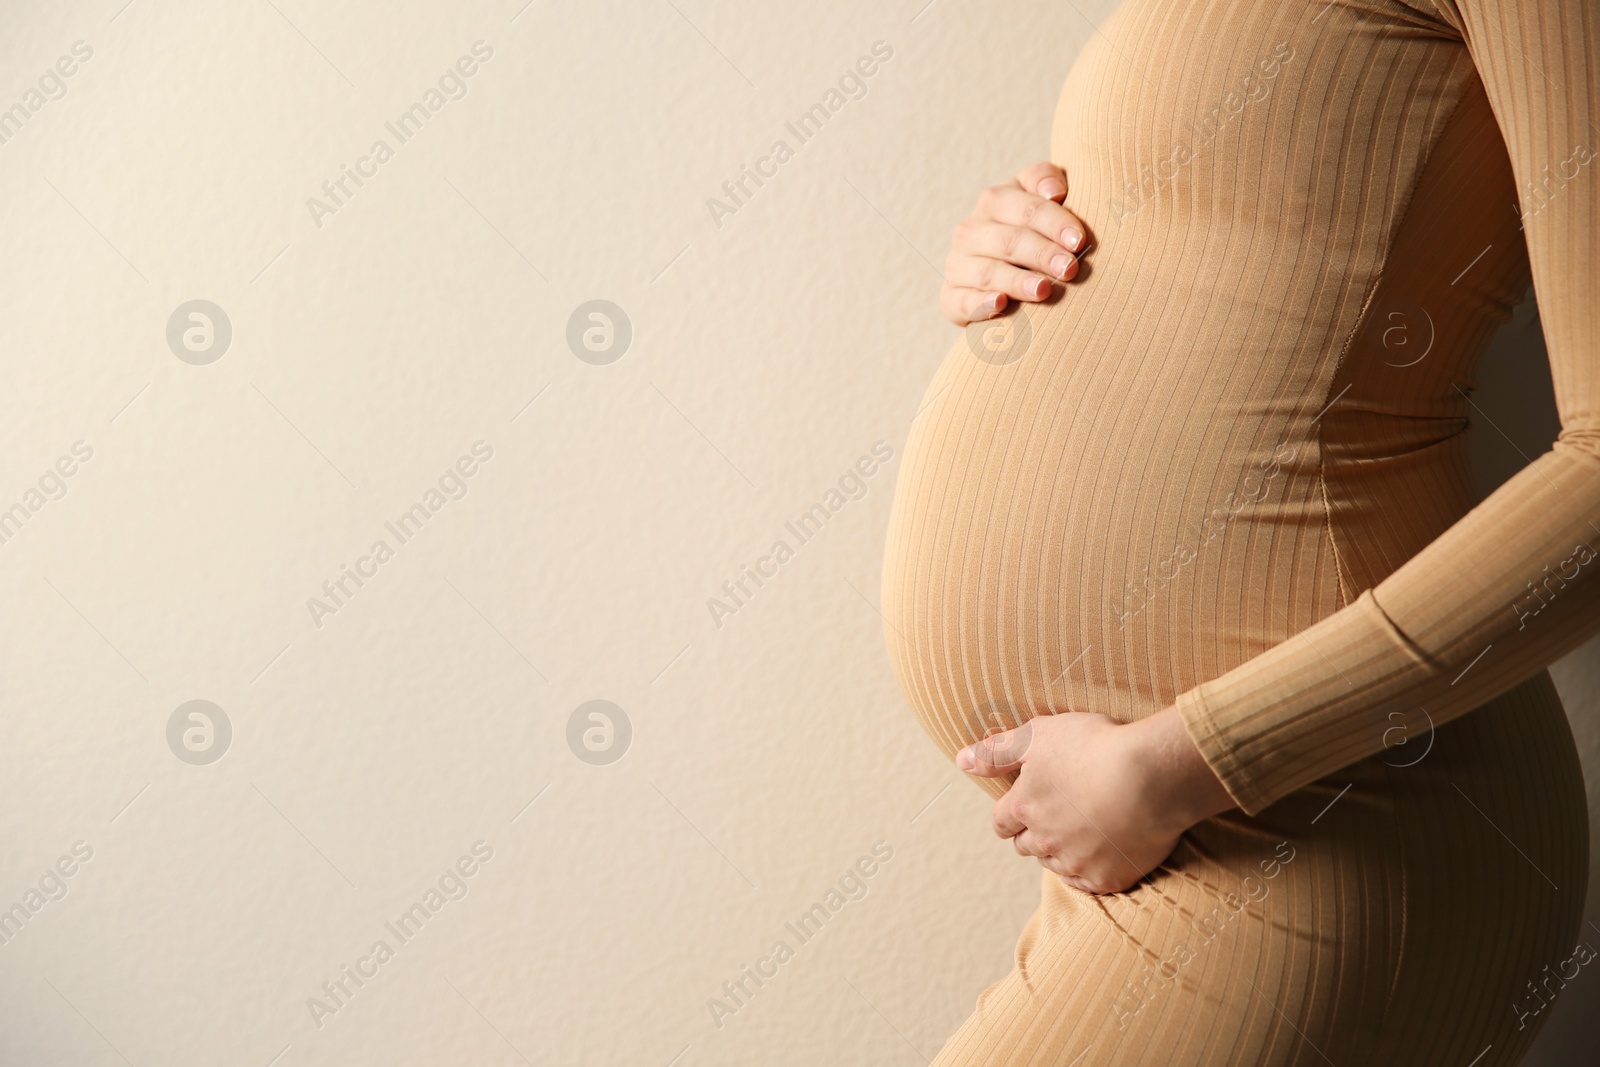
[956,706,1237,894]
[941,161,1091,326]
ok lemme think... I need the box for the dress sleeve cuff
[1171,589,1433,817]
[1174,685,1273,816]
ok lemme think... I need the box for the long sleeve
[1176,0,1600,817]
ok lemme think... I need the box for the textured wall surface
[0,2,1591,1065]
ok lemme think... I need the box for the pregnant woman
[880,0,1598,1063]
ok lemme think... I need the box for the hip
[1093,671,1587,1034]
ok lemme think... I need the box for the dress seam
[1316,469,1352,609]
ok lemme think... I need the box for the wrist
[1124,705,1237,831]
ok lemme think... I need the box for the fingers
[975,182,1089,253]
[951,220,1081,286]
[993,789,1028,838]
[1016,161,1068,202]
[940,287,1007,326]
[1011,828,1052,858]
[959,721,1034,777]
[1037,852,1098,892]
[937,254,1056,326]
[945,255,1058,304]
[1040,855,1074,879]
[1046,860,1132,896]
[1020,834,1122,898]
[939,163,1090,327]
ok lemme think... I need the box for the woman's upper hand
[941,161,1091,327]
[955,706,1237,894]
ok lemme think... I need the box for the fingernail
[977,293,999,316]
[1031,277,1051,298]
[1050,254,1072,279]
[1039,177,1066,199]
[957,747,975,771]
[1063,226,1085,251]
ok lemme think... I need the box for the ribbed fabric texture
[880,0,1595,1062]
[1173,0,1600,818]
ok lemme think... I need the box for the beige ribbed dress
[880,0,1598,1062]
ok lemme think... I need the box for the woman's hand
[956,706,1237,894]
[941,161,1092,326]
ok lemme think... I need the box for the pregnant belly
[879,308,1333,776]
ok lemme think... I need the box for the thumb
[957,720,1034,776]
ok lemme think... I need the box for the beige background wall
[0,1,1592,1064]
